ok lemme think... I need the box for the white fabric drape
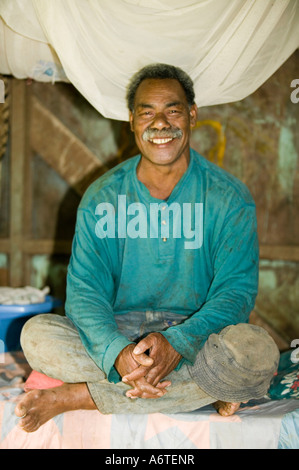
[0,0,298,121]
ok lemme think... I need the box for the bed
[0,349,298,450]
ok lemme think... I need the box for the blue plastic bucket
[0,296,62,352]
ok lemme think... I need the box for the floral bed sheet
[0,351,298,449]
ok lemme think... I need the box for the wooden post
[9,79,30,287]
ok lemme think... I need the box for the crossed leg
[15,314,246,433]
[15,386,242,433]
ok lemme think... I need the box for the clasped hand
[114,332,182,399]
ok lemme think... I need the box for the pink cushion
[24,370,64,391]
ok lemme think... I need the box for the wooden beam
[0,239,10,252]
[23,239,72,255]
[1,237,299,261]
[9,79,29,287]
[260,245,299,262]
[30,96,108,195]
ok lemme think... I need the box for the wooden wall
[0,50,298,348]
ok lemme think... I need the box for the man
[15,64,279,433]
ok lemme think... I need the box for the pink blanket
[0,352,298,449]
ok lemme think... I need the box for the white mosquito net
[0,0,298,120]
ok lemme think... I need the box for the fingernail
[133,347,141,354]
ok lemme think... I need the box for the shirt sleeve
[160,202,259,365]
[65,206,133,383]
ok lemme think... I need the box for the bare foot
[15,383,97,433]
[213,401,241,417]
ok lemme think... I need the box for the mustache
[142,126,183,141]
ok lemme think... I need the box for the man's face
[129,78,197,167]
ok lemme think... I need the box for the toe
[15,403,27,418]
[19,413,39,433]
[213,400,241,416]
[222,402,240,416]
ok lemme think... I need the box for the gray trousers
[21,312,216,415]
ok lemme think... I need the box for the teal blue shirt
[65,149,259,383]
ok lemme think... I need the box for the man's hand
[114,343,169,399]
[122,333,182,397]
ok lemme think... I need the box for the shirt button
[162,220,166,225]
[162,237,167,242]
[162,205,167,210]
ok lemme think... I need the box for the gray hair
[126,63,195,112]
